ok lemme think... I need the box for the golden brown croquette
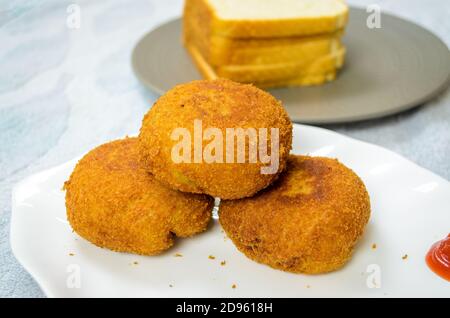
[64,138,214,255]
[219,155,371,274]
[138,79,292,200]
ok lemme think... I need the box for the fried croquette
[219,155,371,274]
[64,138,214,255]
[139,79,292,200]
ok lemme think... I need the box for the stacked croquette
[65,79,370,274]
[139,79,292,199]
[183,0,348,88]
[64,138,214,255]
[220,156,370,274]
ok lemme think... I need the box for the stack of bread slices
[183,0,349,88]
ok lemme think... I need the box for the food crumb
[220,261,226,266]
[371,243,377,250]
[306,285,311,289]
[232,284,237,289]
[174,253,183,257]
[402,254,408,260]
[208,255,216,260]
[69,253,75,256]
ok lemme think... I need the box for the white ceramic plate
[10,124,450,297]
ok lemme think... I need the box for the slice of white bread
[186,42,345,87]
[184,0,349,39]
[256,49,345,88]
[184,13,344,66]
[216,46,345,82]
[222,37,340,66]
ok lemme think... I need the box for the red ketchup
[426,234,450,282]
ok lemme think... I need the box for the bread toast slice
[186,43,345,87]
[216,46,345,82]
[184,0,349,39]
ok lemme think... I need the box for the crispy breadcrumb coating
[219,155,371,274]
[64,138,213,255]
[139,79,292,199]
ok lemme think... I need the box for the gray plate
[132,7,450,124]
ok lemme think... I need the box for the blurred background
[0,0,449,297]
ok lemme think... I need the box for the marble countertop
[0,0,449,297]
